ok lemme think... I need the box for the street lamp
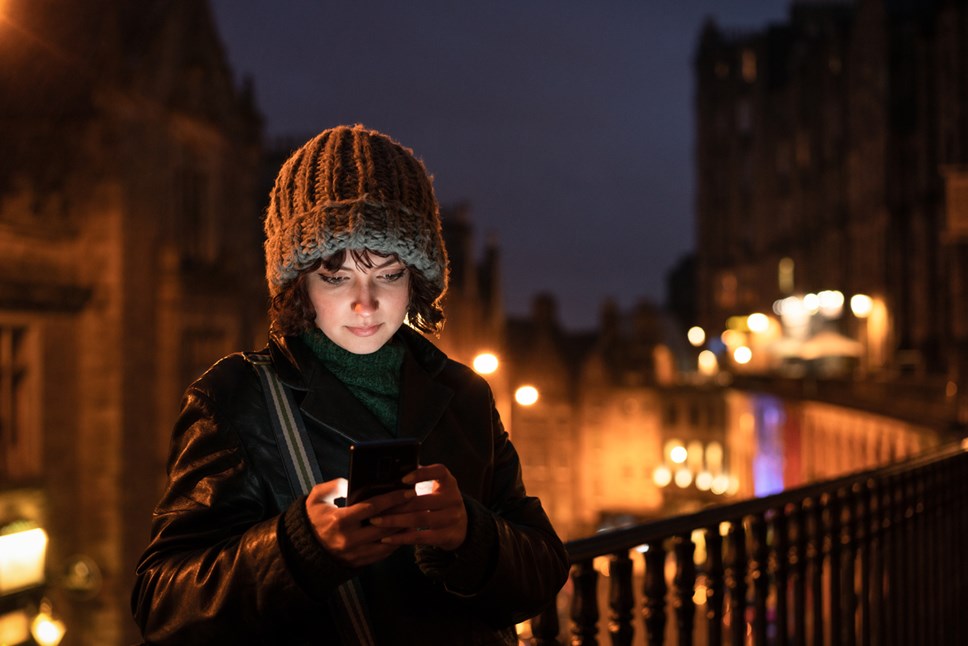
[472,352,499,375]
[732,346,752,365]
[850,294,873,318]
[687,326,706,347]
[697,350,718,376]
[514,385,539,406]
[652,439,735,496]
[746,313,769,333]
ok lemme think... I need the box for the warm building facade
[505,296,716,540]
[694,0,968,427]
[505,291,941,543]
[0,2,264,643]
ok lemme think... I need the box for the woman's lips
[347,323,381,337]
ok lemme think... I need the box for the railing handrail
[535,437,968,645]
[564,439,967,562]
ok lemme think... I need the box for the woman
[131,124,569,645]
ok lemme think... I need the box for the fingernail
[402,475,415,484]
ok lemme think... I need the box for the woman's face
[305,250,410,354]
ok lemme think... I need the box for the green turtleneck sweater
[300,329,406,434]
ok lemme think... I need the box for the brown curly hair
[269,249,445,337]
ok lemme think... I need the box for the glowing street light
[669,445,688,464]
[514,385,539,406]
[687,326,706,347]
[746,313,769,333]
[818,290,845,318]
[472,352,499,375]
[674,468,693,488]
[850,294,873,318]
[802,293,820,314]
[695,471,713,491]
[733,346,752,365]
[697,350,718,376]
[652,465,672,487]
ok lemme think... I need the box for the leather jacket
[131,327,569,645]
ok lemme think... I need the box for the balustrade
[529,442,968,645]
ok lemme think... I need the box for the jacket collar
[267,326,453,444]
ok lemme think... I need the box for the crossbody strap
[248,354,376,646]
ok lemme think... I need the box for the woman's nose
[352,282,377,314]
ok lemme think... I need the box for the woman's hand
[369,464,468,551]
[304,478,416,567]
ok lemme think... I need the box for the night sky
[209,1,789,330]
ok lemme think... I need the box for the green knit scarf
[300,329,405,433]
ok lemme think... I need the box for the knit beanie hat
[264,124,448,301]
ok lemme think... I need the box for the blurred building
[0,1,264,644]
[434,203,513,429]
[504,295,718,540]
[694,0,968,428]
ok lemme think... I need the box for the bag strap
[248,354,377,646]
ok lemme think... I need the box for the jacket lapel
[300,366,394,443]
[268,327,453,445]
[268,331,392,443]
[396,351,453,444]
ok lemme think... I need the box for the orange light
[514,385,539,406]
[472,352,499,375]
[687,326,706,347]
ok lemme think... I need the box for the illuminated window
[943,168,968,236]
[741,49,757,82]
[0,324,38,481]
[778,257,795,294]
[175,153,219,264]
[716,272,737,309]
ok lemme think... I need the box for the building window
[664,402,678,427]
[795,131,812,169]
[736,98,752,134]
[741,49,757,83]
[943,168,968,238]
[0,324,38,481]
[689,403,701,427]
[175,158,218,264]
[716,272,738,309]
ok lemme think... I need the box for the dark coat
[131,327,569,645]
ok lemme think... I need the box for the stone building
[694,0,968,426]
[0,1,263,643]
[505,295,711,540]
[434,203,514,432]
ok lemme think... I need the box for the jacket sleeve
[415,383,570,625]
[130,373,352,644]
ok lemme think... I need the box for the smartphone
[346,438,420,506]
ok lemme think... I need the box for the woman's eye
[381,270,407,282]
[319,274,346,285]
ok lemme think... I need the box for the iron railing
[529,440,968,645]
